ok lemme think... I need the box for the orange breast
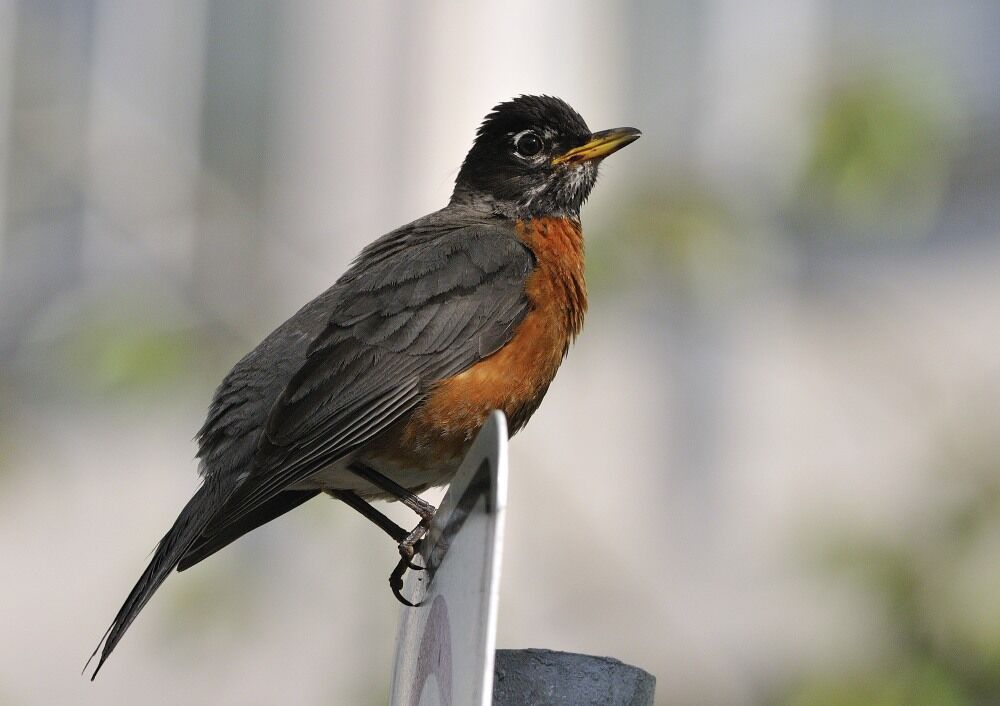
[374,216,587,467]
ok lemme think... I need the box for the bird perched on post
[88,95,639,677]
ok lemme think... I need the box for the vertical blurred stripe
[193,0,279,334]
[87,0,208,279]
[0,0,96,359]
[695,0,823,200]
[0,0,15,270]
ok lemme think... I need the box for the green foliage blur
[792,75,955,239]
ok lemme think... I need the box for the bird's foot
[399,521,429,570]
[388,519,433,606]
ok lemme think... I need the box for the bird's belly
[289,455,460,499]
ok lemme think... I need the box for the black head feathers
[453,95,602,218]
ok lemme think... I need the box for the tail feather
[177,489,319,572]
[86,479,223,679]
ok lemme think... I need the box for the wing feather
[200,216,533,536]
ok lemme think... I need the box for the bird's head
[453,95,641,219]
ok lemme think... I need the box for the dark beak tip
[598,127,642,151]
[618,127,642,142]
[595,126,642,139]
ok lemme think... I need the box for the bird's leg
[328,490,407,543]
[346,463,438,570]
[328,488,427,607]
[329,490,424,569]
[347,462,437,523]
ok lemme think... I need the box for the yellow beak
[551,127,642,165]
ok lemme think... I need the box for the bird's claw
[398,539,426,571]
[389,525,429,605]
[389,555,423,607]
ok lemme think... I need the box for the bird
[87,95,640,678]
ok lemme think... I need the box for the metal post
[493,649,656,706]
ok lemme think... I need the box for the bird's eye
[514,131,544,158]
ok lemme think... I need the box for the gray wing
[200,215,534,535]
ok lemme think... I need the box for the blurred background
[1,1,999,704]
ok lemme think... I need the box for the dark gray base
[493,649,656,706]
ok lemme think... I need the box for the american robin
[88,95,639,677]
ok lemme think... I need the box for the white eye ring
[513,130,544,158]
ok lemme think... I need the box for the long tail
[86,479,224,679]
